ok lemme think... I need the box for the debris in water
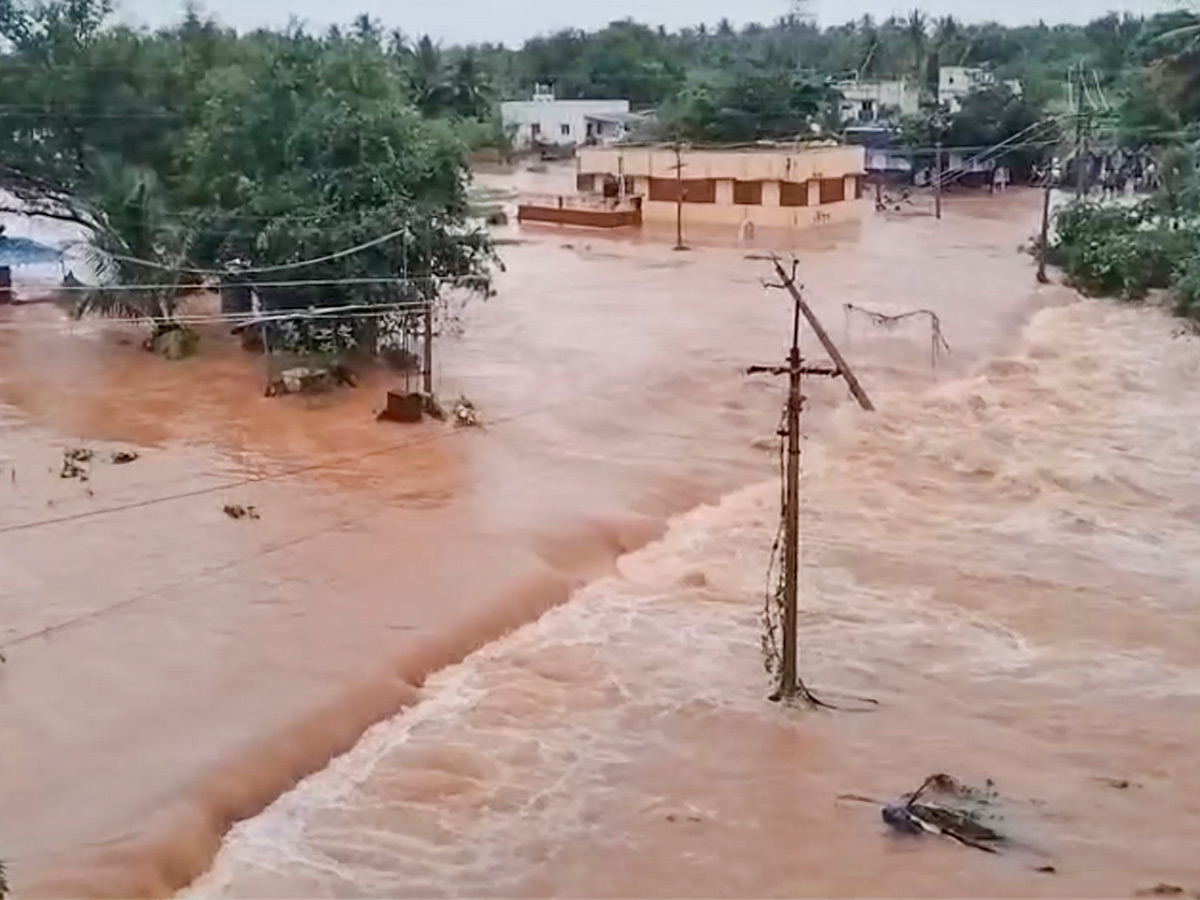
[60,447,93,480]
[1036,865,1058,875]
[1136,885,1185,898]
[880,774,1007,854]
[223,504,260,521]
[1095,776,1140,790]
[110,451,140,465]
[453,396,480,428]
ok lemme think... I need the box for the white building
[837,79,920,123]
[501,85,632,149]
[939,66,1023,112]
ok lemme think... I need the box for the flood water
[3,185,1200,898]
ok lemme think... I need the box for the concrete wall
[579,145,867,231]
[501,99,631,148]
[580,144,864,184]
[837,79,920,122]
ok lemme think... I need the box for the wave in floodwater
[189,300,1200,899]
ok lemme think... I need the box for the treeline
[452,11,1198,145]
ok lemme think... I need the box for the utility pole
[773,258,875,412]
[423,293,434,396]
[935,140,944,220]
[749,258,875,703]
[1038,175,1052,285]
[1074,62,1088,199]
[671,141,688,251]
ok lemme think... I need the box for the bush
[1053,201,1198,300]
[1173,254,1200,319]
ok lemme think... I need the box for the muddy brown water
[3,187,1200,898]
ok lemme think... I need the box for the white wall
[501,99,631,148]
[837,80,919,122]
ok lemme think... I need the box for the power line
[112,225,416,275]
[0,303,434,332]
[4,275,445,294]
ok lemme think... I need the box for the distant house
[837,79,920,124]
[938,66,1022,113]
[576,143,868,231]
[501,85,632,150]
[844,125,913,184]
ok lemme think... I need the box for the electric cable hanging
[111,225,416,276]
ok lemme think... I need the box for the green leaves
[1054,199,1200,304]
[0,4,494,349]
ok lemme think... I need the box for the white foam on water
[189,298,1200,896]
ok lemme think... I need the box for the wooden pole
[772,259,876,412]
[1038,178,1052,285]
[935,140,943,220]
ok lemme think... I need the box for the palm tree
[405,35,450,116]
[451,48,491,119]
[70,163,196,354]
[906,9,928,86]
[1151,9,1200,119]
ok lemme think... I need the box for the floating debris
[223,504,260,521]
[60,447,94,481]
[453,397,480,428]
[879,774,1007,854]
[1136,885,1185,898]
[110,451,140,465]
[1095,776,1140,790]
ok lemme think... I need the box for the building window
[779,181,809,207]
[819,177,846,205]
[648,177,716,203]
[733,180,763,205]
[623,175,636,196]
[561,123,571,137]
[531,123,541,137]
[576,173,596,193]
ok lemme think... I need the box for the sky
[116,0,1178,46]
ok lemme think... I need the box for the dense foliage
[0,1,496,345]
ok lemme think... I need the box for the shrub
[1053,200,1199,300]
[1173,253,1200,319]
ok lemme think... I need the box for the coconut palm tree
[69,162,195,352]
[1151,8,1200,120]
[906,9,928,88]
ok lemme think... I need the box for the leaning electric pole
[750,257,874,704]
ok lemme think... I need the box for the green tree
[450,48,492,119]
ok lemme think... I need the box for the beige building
[576,144,868,231]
